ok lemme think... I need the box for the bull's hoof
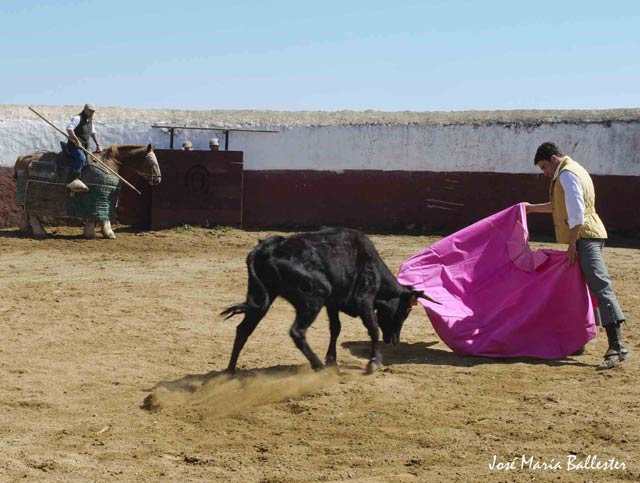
[83,233,96,240]
[325,356,337,367]
[324,364,341,375]
[33,232,48,240]
[365,360,382,375]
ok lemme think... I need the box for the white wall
[1,108,639,175]
[239,123,640,175]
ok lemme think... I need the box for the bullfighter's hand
[567,243,577,265]
[95,144,102,153]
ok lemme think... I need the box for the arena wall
[1,105,639,233]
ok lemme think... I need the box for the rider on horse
[66,103,102,192]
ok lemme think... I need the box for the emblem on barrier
[184,164,210,196]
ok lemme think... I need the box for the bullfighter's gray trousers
[577,238,625,326]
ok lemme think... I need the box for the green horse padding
[16,158,121,222]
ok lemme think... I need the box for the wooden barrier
[150,150,243,229]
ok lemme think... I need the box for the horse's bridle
[143,152,162,184]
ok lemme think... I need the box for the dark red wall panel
[150,150,243,229]
[0,167,20,228]
[242,170,640,236]
[4,160,638,238]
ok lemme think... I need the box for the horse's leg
[100,220,116,239]
[19,208,32,234]
[83,220,96,239]
[29,214,48,239]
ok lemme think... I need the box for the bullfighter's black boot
[597,323,630,370]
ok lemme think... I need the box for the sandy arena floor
[0,225,638,482]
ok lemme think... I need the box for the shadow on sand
[0,227,94,240]
[0,228,27,239]
[0,225,145,240]
[341,340,595,368]
[141,363,345,414]
[148,361,362,394]
[147,364,306,394]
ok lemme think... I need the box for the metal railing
[151,125,279,151]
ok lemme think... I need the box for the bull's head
[375,287,439,346]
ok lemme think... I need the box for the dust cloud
[145,368,340,419]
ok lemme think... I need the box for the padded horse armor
[15,147,121,221]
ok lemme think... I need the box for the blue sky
[1,0,639,111]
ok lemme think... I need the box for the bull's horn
[413,290,442,305]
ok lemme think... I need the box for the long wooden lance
[28,107,141,195]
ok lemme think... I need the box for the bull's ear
[146,143,153,153]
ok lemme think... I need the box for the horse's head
[140,144,162,186]
[105,144,162,186]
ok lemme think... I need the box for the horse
[13,144,161,239]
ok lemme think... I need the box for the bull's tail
[220,242,273,320]
[220,302,252,319]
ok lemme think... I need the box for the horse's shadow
[112,225,145,235]
[0,226,140,240]
[341,340,594,368]
[0,228,27,239]
[0,227,91,240]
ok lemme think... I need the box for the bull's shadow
[147,363,323,394]
[341,340,594,368]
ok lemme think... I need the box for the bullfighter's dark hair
[534,142,563,165]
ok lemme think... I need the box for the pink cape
[397,203,596,359]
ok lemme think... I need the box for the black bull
[221,228,437,374]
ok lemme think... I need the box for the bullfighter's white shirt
[66,115,97,135]
[552,163,585,229]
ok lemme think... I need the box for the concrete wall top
[2,104,640,127]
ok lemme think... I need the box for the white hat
[182,140,193,148]
[209,138,219,146]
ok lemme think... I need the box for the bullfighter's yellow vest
[549,156,607,244]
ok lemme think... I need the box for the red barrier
[150,150,243,229]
